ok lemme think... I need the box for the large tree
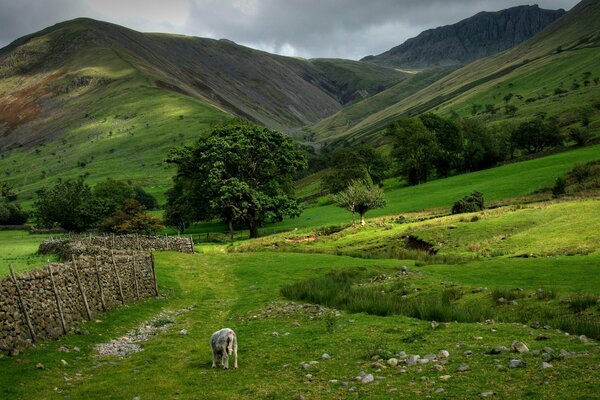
[166,124,307,238]
[511,118,563,154]
[387,118,439,185]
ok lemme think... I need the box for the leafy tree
[134,187,159,210]
[511,118,563,154]
[164,183,195,233]
[419,113,463,177]
[568,127,592,147]
[0,183,17,201]
[34,178,104,231]
[93,179,136,214]
[458,118,508,171]
[166,124,307,238]
[0,201,28,225]
[102,199,163,235]
[387,118,439,185]
[321,145,390,193]
[333,179,386,226]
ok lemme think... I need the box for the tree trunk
[360,213,366,226]
[227,218,234,241]
[248,223,259,239]
[352,211,356,226]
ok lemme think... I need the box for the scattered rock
[35,363,44,369]
[456,363,469,372]
[490,346,509,355]
[512,341,529,354]
[509,359,526,368]
[179,329,188,336]
[322,353,331,361]
[464,350,473,356]
[480,391,496,397]
[387,358,398,367]
[295,395,305,400]
[401,266,409,272]
[542,353,553,362]
[424,354,437,362]
[439,375,451,381]
[60,359,68,366]
[418,358,430,365]
[438,350,450,359]
[536,333,551,341]
[305,374,313,379]
[362,374,374,384]
[73,347,81,352]
[406,355,420,365]
[530,322,541,329]
[329,379,338,384]
[495,365,506,371]
[507,300,518,306]
[291,322,301,327]
[496,297,506,305]
[58,346,69,353]
[432,364,445,372]
[435,388,445,393]
[271,332,279,337]
[580,335,589,343]
[372,361,384,370]
[431,321,439,330]
[540,362,553,369]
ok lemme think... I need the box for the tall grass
[568,294,598,313]
[491,288,526,301]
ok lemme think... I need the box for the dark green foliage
[387,118,439,184]
[568,126,592,146]
[459,118,509,171]
[0,201,28,225]
[0,183,17,201]
[33,178,104,232]
[93,178,136,214]
[451,191,485,214]
[166,124,307,238]
[511,118,563,154]
[552,177,566,196]
[101,199,163,235]
[321,145,390,193]
[419,113,463,177]
[134,187,158,210]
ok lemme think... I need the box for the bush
[102,199,163,235]
[552,177,566,196]
[451,191,484,214]
[134,187,159,210]
[0,201,28,225]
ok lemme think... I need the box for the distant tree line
[0,183,27,225]
[34,178,161,233]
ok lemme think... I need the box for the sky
[0,0,580,60]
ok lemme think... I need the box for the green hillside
[312,0,600,146]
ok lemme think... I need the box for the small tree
[334,180,386,226]
[451,191,485,214]
[102,199,163,235]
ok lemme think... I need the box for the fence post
[9,265,36,343]
[71,255,92,320]
[150,252,159,297]
[165,234,169,251]
[94,256,107,311]
[47,264,67,335]
[111,250,125,304]
[131,251,140,300]
[188,236,194,253]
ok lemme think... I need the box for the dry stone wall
[0,234,194,351]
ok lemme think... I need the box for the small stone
[35,363,45,369]
[431,321,439,330]
[348,387,357,392]
[405,355,420,365]
[305,374,313,379]
[73,347,81,352]
[464,350,473,356]
[340,381,349,387]
[424,354,437,361]
[179,329,188,336]
[438,350,450,359]
[496,297,506,304]
[60,359,68,366]
[355,371,366,381]
[474,336,483,340]
[507,300,518,306]
[271,332,279,337]
[435,388,445,393]
[322,353,330,361]
[456,363,469,372]
[580,335,589,343]
[387,358,398,367]
[540,362,553,369]
[439,375,451,381]
[372,361,384,369]
[329,379,338,384]
[509,359,526,368]
[542,353,553,362]
[291,322,301,327]
[418,358,430,365]
[401,266,409,272]
[495,365,506,371]
[399,368,407,373]
[541,347,554,354]
[536,333,551,341]
[295,395,305,400]
[362,374,374,384]
[531,322,541,329]
[58,346,69,353]
[398,351,407,358]
[480,392,496,397]
[490,346,509,355]
[512,341,529,354]
[432,364,445,372]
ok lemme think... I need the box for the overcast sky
[0,0,580,59]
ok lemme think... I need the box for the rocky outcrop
[363,5,566,68]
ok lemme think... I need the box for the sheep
[210,328,238,369]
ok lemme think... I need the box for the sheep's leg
[233,344,238,369]
[211,350,217,368]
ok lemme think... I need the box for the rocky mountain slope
[363,5,566,69]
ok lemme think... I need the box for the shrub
[568,294,598,313]
[491,288,525,302]
[102,199,163,235]
[552,177,566,196]
[0,201,28,225]
[451,191,484,214]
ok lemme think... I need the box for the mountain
[0,18,404,201]
[362,5,566,69]
[312,0,600,147]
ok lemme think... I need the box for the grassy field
[0,231,58,276]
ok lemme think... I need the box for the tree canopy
[166,124,307,238]
[333,179,386,225]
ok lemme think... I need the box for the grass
[0,230,58,276]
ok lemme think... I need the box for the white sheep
[210,328,238,369]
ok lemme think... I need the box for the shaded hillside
[321,0,600,147]
[0,18,404,201]
[363,5,565,69]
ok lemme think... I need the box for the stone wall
[0,251,158,351]
[39,234,194,257]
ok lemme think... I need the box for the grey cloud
[0,0,581,59]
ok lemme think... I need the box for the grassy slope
[270,144,600,230]
[315,0,600,145]
[0,231,58,275]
